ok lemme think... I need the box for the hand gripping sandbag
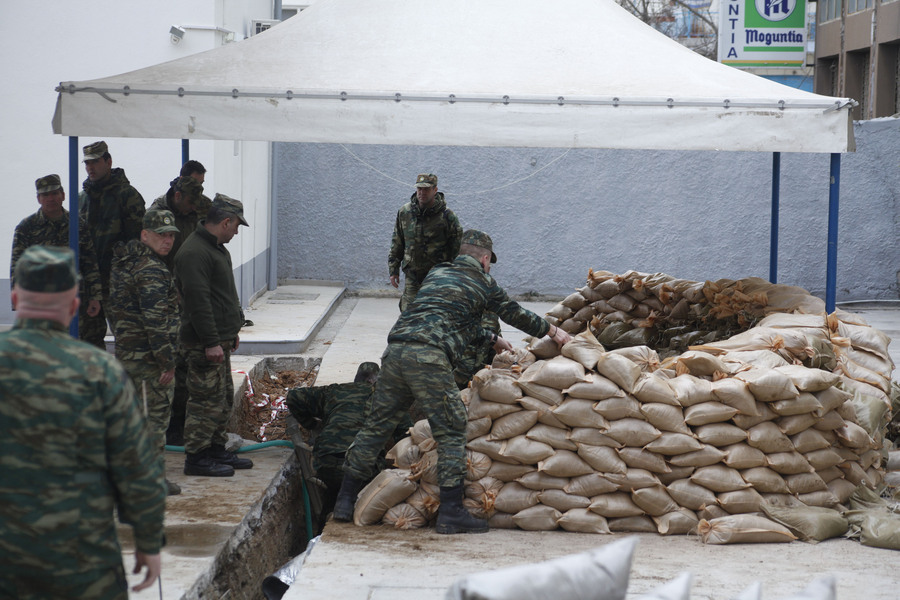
[443,535,638,600]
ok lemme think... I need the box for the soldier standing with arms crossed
[109,209,182,496]
[335,230,571,533]
[0,246,165,598]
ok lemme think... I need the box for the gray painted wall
[276,118,899,302]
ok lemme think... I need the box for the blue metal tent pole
[68,136,80,338]
[769,152,780,283]
[825,153,840,313]
[182,139,190,164]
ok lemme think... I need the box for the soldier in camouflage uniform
[175,194,251,477]
[79,140,146,349]
[336,230,572,533]
[388,173,463,311]
[453,310,501,390]
[10,174,103,332]
[286,362,412,533]
[0,246,165,599]
[109,210,182,496]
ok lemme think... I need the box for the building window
[820,0,840,21]
[846,50,870,119]
[847,0,874,13]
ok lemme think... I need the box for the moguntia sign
[718,0,808,68]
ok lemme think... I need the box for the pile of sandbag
[353,271,894,540]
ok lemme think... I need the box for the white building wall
[0,0,274,324]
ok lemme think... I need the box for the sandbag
[759,503,848,542]
[666,479,717,511]
[493,482,540,513]
[558,508,612,534]
[565,473,619,497]
[516,470,569,491]
[653,510,700,536]
[563,373,624,401]
[595,352,642,393]
[526,422,578,451]
[698,514,797,544]
[538,449,596,478]
[512,504,563,531]
[387,437,421,469]
[639,403,692,435]
[633,572,692,600]
[382,502,427,529]
[443,536,638,600]
[561,329,607,370]
[537,489,592,512]
[474,369,523,404]
[518,356,591,389]
[488,410,539,441]
[354,469,417,526]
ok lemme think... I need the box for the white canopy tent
[52,0,856,307]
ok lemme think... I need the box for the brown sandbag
[608,515,658,533]
[690,465,751,492]
[487,462,535,482]
[538,449,596,478]
[563,373,624,401]
[518,356,591,390]
[760,503,849,543]
[576,444,627,474]
[593,396,643,420]
[474,368,523,404]
[552,398,610,429]
[602,418,661,446]
[383,503,428,529]
[740,467,791,494]
[722,443,767,469]
[747,422,794,453]
[519,395,569,429]
[488,410,539,441]
[512,504,563,531]
[500,435,555,464]
[711,377,759,416]
[466,450,493,481]
[668,374,716,407]
[604,468,661,490]
[526,422,578,451]
[564,473,619,497]
[693,423,747,447]
[588,491,645,517]
[537,489,592,512]
[560,329,606,370]
[769,392,822,417]
[557,508,612,534]
[684,402,739,426]
[668,445,727,468]
[595,352,642,393]
[717,488,764,514]
[387,437,421,469]
[516,470,569,491]
[654,508,700,535]
[698,514,797,544]
[467,416,493,441]
[617,447,671,474]
[354,469,417,526]
[631,485,680,516]
[632,374,679,406]
[407,481,440,519]
[845,510,900,550]
[644,432,704,456]
[639,403,692,435]
[493,481,540,513]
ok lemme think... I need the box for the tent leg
[182,139,190,164]
[825,153,840,313]
[68,136,80,339]
[769,152,780,283]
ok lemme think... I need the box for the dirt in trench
[235,368,318,442]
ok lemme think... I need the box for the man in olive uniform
[79,140,146,348]
[0,246,165,598]
[286,362,412,533]
[335,230,572,533]
[109,210,182,495]
[10,174,102,330]
[175,194,251,477]
[388,173,463,312]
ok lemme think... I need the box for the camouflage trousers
[120,360,175,459]
[345,341,467,487]
[78,292,114,350]
[399,277,423,313]
[183,343,235,454]
[0,563,128,600]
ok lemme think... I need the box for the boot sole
[435,524,489,534]
[183,467,235,477]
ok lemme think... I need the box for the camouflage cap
[14,245,79,293]
[35,174,63,194]
[174,176,205,207]
[143,209,180,234]
[82,140,108,161]
[212,193,249,226]
[355,361,380,382]
[461,229,497,263]
[415,173,438,188]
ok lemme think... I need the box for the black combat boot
[184,449,235,477]
[436,483,489,534]
[209,444,254,470]
[332,474,366,522]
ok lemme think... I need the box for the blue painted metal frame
[769,152,780,283]
[826,153,840,313]
[68,136,79,338]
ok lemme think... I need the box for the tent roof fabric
[53,0,855,152]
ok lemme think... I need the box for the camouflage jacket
[174,224,243,347]
[388,192,462,283]
[454,310,501,388]
[0,319,165,578]
[150,192,202,273]
[286,382,411,471]
[388,255,550,367]
[109,239,179,372]
[10,208,102,302]
[79,167,145,288]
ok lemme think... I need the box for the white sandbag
[735,367,799,402]
[595,352,643,393]
[684,402,739,426]
[675,351,728,377]
[558,508,612,534]
[640,403,692,435]
[633,572,692,600]
[774,364,840,392]
[564,373,625,400]
[668,374,716,407]
[776,576,837,600]
[409,419,433,446]
[491,347,537,371]
[721,350,789,369]
[443,536,638,600]
[387,437,421,469]
[698,514,797,544]
[518,356,591,389]
[353,469,417,526]
[467,417,493,441]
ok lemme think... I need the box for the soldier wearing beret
[335,230,572,533]
[388,173,463,312]
[174,194,252,477]
[109,210,182,495]
[79,140,146,349]
[286,362,412,533]
[10,174,103,330]
[0,246,165,598]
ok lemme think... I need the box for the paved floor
[117,284,899,599]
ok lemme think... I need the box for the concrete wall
[275,118,899,302]
[0,1,274,325]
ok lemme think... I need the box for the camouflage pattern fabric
[0,319,165,589]
[174,225,243,348]
[286,382,411,472]
[149,193,203,272]
[79,167,145,347]
[109,240,179,372]
[10,208,102,304]
[121,359,174,461]
[388,191,462,311]
[345,255,551,487]
[453,310,501,390]
[182,343,235,454]
[345,342,467,486]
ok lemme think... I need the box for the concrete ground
[118,283,899,599]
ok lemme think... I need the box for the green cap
[14,246,78,293]
[461,229,497,263]
[35,174,62,194]
[174,176,205,208]
[212,193,249,226]
[82,140,108,161]
[143,209,180,234]
[415,173,437,188]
